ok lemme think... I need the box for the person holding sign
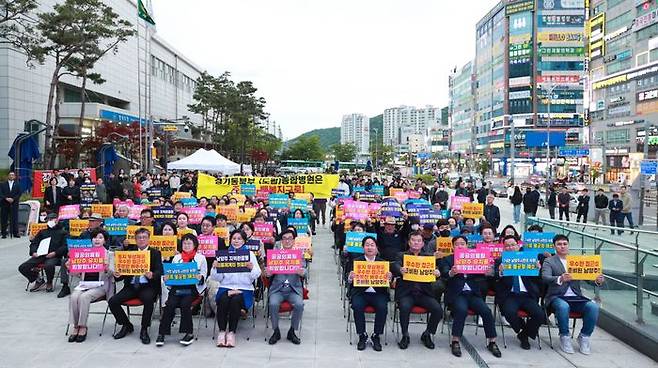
[65,229,111,343]
[494,236,545,350]
[156,233,207,347]
[210,230,261,348]
[18,213,67,293]
[541,234,604,355]
[346,236,391,351]
[264,229,306,345]
[109,228,163,345]
[441,236,501,358]
[391,231,443,350]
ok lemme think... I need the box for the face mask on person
[47,220,56,228]
[411,224,420,231]
[439,229,451,237]
[39,214,47,222]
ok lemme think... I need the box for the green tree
[31,0,136,168]
[281,135,324,161]
[371,144,395,166]
[332,143,358,162]
[1,0,42,65]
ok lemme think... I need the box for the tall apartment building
[449,61,475,154]
[382,105,440,152]
[340,113,370,158]
[587,0,658,183]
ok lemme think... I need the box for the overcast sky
[153,0,499,140]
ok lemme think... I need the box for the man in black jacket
[61,178,81,205]
[546,186,557,219]
[483,194,501,232]
[477,183,489,204]
[109,227,163,344]
[0,171,22,238]
[18,213,67,292]
[576,189,590,223]
[593,188,608,225]
[522,186,540,219]
[557,186,571,221]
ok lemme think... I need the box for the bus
[278,160,325,174]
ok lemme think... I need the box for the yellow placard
[213,227,229,242]
[295,193,311,201]
[197,173,339,200]
[244,207,257,217]
[69,219,89,237]
[114,250,150,276]
[402,255,436,283]
[91,204,114,218]
[126,225,154,245]
[566,255,602,281]
[461,203,484,219]
[177,228,194,240]
[236,212,252,224]
[172,192,191,202]
[353,261,389,287]
[218,205,238,223]
[436,237,453,257]
[29,223,48,238]
[294,235,313,259]
[149,235,178,259]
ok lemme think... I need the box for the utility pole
[639,122,651,225]
[510,115,515,184]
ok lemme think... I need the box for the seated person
[494,235,544,350]
[211,230,261,348]
[542,234,604,355]
[265,229,306,345]
[156,233,207,347]
[109,227,163,344]
[391,231,443,350]
[346,236,391,351]
[66,229,112,343]
[441,235,501,358]
[18,213,67,292]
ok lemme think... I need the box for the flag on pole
[138,0,155,26]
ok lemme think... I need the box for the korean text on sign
[353,261,389,287]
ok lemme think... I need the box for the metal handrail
[529,216,658,236]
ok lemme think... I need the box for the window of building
[606,128,630,144]
[606,34,630,53]
[651,48,658,62]
[637,23,658,41]
[593,3,605,15]
[607,0,625,9]
[606,11,632,34]
[637,51,649,67]
[607,58,632,74]
[607,104,632,118]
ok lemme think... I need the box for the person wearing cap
[376,217,403,262]
[420,222,437,254]
[78,213,105,239]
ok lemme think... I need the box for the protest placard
[522,232,556,253]
[353,261,389,287]
[177,228,195,240]
[197,235,219,257]
[255,188,272,201]
[152,206,176,223]
[450,196,471,210]
[402,255,436,282]
[240,184,257,197]
[244,207,257,218]
[182,206,205,225]
[67,238,92,248]
[215,249,251,273]
[69,219,89,237]
[91,204,113,218]
[436,237,453,256]
[291,199,308,213]
[253,223,274,240]
[343,200,369,221]
[566,255,602,280]
[379,198,403,220]
[461,202,484,219]
[393,190,409,202]
[501,251,540,276]
[69,247,106,273]
[213,227,229,242]
[146,188,162,200]
[345,231,377,253]
[113,199,135,209]
[295,193,312,201]
[180,197,198,207]
[267,249,303,274]
[29,223,48,238]
[163,262,199,286]
[368,202,381,220]
[245,239,261,252]
[269,193,290,209]
[58,205,80,220]
[477,243,504,260]
[408,190,421,199]
[114,250,150,276]
[288,217,309,234]
[465,234,484,245]
[126,225,154,245]
[454,248,491,274]
[149,235,178,259]
[358,192,377,202]
[293,235,313,259]
[217,204,238,222]
[105,218,128,236]
[353,186,366,193]
[127,205,145,220]
[172,192,192,202]
[236,212,253,224]
[371,185,385,196]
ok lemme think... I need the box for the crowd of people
[1,169,608,358]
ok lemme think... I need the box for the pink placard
[256,188,272,201]
[267,249,303,274]
[393,191,409,202]
[197,235,219,257]
[408,190,421,199]
[69,247,106,273]
[450,196,471,210]
[128,205,146,220]
[58,205,81,220]
[253,223,274,240]
[454,247,491,274]
[476,243,503,263]
[343,200,369,221]
[113,199,135,208]
[182,206,205,224]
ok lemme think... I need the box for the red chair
[499,308,544,349]
[191,290,209,340]
[543,298,584,349]
[102,297,150,337]
[393,304,430,339]
[64,295,107,336]
[263,276,309,341]
[347,304,388,345]
[25,263,59,291]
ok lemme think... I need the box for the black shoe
[1,234,6,239]
[75,333,86,343]
[286,328,301,345]
[398,335,410,350]
[357,333,368,351]
[156,335,165,347]
[421,331,435,349]
[113,324,134,339]
[140,328,150,344]
[29,278,45,292]
[45,285,54,292]
[517,331,530,350]
[488,341,502,357]
[68,334,78,343]
[12,234,20,238]
[451,341,462,357]
[57,285,71,298]
[179,333,194,346]
[268,328,281,345]
[371,334,382,351]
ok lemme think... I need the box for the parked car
[490,184,509,198]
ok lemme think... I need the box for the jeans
[610,212,623,234]
[551,298,599,337]
[620,212,634,229]
[513,205,521,223]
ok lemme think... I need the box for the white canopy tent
[168,148,250,174]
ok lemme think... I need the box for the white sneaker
[560,336,575,354]
[577,334,591,355]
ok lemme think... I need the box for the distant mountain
[284,114,384,150]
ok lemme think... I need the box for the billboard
[525,131,567,147]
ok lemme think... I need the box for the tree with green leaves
[281,135,324,161]
[332,143,358,162]
[30,0,135,169]
[371,144,395,166]
[1,0,42,65]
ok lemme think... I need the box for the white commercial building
[340,113,370,157]
[382,105,441,151]
[0,0,204,168]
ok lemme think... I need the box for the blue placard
[215,249,250,273]
[288,217,309,234]
[501,251,540,276]
[371,185,385,196]
[269,194,290,209]
[245,239,261,252]
[180,197,198,207]
[353,186,366,194]
[419,210,442,225]
[291,199,308,212]
[240,184,256,197]
[163,262,199,286]
[104,218,129,236]
[522,232,556,253]
[332,188,349,198]
[466,234,484,245]
[640,161,657,175]
[67,238,92,248]
[152,206,175,223]
[345,231,378,253]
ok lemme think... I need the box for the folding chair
[440,305,481,336]
[192,290,208,340]
[64,295,107,336]
[100,295,159,337]
[347,303,388,345]
[393,304,429,339]
[499,308,543,349]
[25,262,59,291]
[543,299,583,349]
[263,278,309,341]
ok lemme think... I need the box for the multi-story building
[0,0,205,169]
[340,113,370,158]
[449,61,475,153]
[382,105,440,152]
[587,0,658,183]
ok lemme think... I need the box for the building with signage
[0,0,205,169]
[340,113,370,159]
[449,61,475,154]
[382,105,441,153]
[587,0,658,182]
